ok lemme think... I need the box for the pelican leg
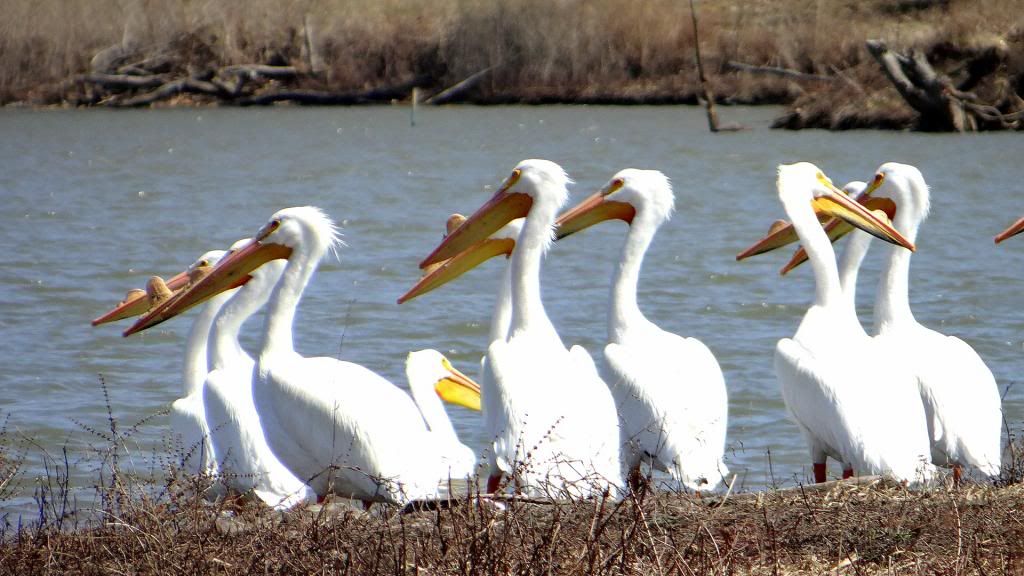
[486,473,503,494]
[809,440,827,483]
[813,463,827,483]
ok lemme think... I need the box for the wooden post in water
[411,87,419,127]
[688,0,720,132]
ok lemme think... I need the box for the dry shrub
[1,0,1021,114]
[3,377,1024,573]
[4,467,1024,574]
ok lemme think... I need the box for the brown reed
[2,0,1021,118]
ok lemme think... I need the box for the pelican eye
[441,357,454,373]
[605,178,625,196]
[257,219,282,240]
[198,260,209,267]
[498,169,522,194]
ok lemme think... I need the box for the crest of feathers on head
[272,206,346,262]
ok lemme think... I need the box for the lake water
[2,105,1023,515]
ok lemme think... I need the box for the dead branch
[727,61,837,83]
[77,74,168,91]
[220,65,300,80]
[425,65,498,105]
[111,78,226,108]
[234,89,383,106]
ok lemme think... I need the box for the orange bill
[995,215,1024,244]
[420,169,532,268]
[780,197,898,275]
[808,173,913,251]
[91,269,192,326]
[123,238,291,336]
[399,236,515,303]
[554,178,635,239]
[735,213,835,261]
[435,357,482,411]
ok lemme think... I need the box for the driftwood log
[866,38,1022,131]
[236,82,423,107]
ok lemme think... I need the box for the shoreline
[3,0,1020,131]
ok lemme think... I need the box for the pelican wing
[204,366,315,509]
[169,394,218,478]
[485,339,623,496]
[879,327,1003,476]
[255,356,441,503]
[604,331,729,490]
[774,338,870,473]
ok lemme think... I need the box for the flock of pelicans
[91,159,1024,510]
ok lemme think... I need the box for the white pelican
[127,207,479,506]
[201,250,316,509]
[405,349,482,478]
[554,169,729,491]
[104,252,233,480]
[755,162,932,483]
[400,217,523,490]
[781,164,1003,479]
[416,159,623,498]
[169,256,232,481]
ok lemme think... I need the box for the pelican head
[255,206,343,260]
[405,349,482,411]
[124,207,340,336]
[419,159,570,268]
[762,163,914,252]
[776,162,914,250]
[555,168,674,239]
[862,163,931,239]
[91,249,227,326]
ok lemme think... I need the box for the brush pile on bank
[3,470,1024,575]
[3,383,1024,574]
[774,13,1024,131]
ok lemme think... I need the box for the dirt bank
[2,1,1022,129]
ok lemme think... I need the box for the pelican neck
[181,291,233,397]
[507,201,561,344]
[608,216,659,343]
[784,196,843,311]
[874,215,920,333]
[488,259,514,344]
[260,249,318,361]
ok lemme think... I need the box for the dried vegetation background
[1,0,1022,128]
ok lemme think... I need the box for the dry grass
[3,379,1024,574]
[2,0,1022,116]
[4,462,1024,575]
